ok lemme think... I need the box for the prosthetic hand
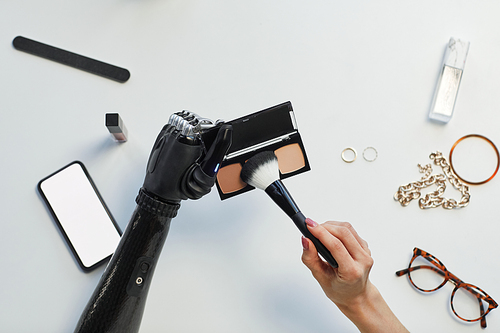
[141,112,232,204]
[74,112,232,333]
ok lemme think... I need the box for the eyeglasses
[396,247,498,328]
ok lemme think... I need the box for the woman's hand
[301,219,409,333]
[301,220,373,308]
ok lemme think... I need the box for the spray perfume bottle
[429,37,470,123]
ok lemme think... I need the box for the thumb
[301,237,330,278]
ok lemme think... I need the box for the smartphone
[38,161,122,272]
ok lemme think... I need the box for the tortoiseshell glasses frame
[396,247,498,329]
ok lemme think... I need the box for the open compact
[202,101,311,200]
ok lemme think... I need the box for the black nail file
[13,36,130,83]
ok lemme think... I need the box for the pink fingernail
[301,236,309,250]
[305,218,318,227]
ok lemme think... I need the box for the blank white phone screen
[39,162,121,269]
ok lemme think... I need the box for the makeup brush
[241,151,338,268]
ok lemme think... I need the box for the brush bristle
[240,151,280,190]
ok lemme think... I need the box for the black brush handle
[291,212,338,268]
[265,181,338,268]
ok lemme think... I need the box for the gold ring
[341,147,357,163]
[363,147,378,162]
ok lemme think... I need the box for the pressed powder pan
[275,143,306,174]
[217,163,246,194]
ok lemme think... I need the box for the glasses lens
[452,285,488,321]
[409,255,446,291]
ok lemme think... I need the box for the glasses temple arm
[395,265,446,277]
[479,298,487,328]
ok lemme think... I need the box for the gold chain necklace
[394,151,470,209]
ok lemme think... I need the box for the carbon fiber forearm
[74,193,175,333]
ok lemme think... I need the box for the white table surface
[1,1,500,332]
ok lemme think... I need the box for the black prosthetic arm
[74,113,232,333]
[73,196,175,333]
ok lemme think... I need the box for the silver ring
[363,147,378,162]
[341,147,357,163]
